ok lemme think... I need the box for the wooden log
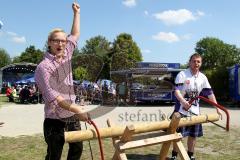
[174,141,190,160]
[119,125,135,143]
[159,112,181,160]
[65,113,219,143]
[107,119,128,160]
[117,133,182,150]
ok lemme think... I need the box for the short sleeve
[202,75,211,89]
[199,74,213,97]
[175,71,185,90]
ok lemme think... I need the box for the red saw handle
[189,96,230,131]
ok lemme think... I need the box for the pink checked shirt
[35,35,77,119]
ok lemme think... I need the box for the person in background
[10,86,17,102]
[6,85,13,102]
[170,53,220,160]
[34,2,89,160]
[19,86,30,103]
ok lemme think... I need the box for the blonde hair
[47,28,66,42]
[47,28,66,52]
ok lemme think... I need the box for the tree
[73,66,89,81]
[195,37,240,70]
[111,33,142,82]
[72,48,81,69]
[0,48,11,68]
[73,54,104,82]
[75,35,112,81]
[12,45,44,64]
[111,33,142,71]
[73,34,143,82]
[81,35,111,57]
[195,37,240,99]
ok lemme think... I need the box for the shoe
[169,156,177,160]
[190,156,195,160]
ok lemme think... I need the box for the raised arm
[71,2,80,40]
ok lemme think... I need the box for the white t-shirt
[175,69,212,115]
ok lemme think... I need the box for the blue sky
[0,0,240,65]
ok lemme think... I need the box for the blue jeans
[44,118,83,160]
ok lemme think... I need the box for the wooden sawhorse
[107,112,190,160]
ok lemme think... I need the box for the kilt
[171,112,203,138]
[177,123,203,137]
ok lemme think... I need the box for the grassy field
[0,95,8,107]
[0,126,239,160]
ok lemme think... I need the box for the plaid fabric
[177,123,203,137]
[170,112,203,137]
[35,35,77,119]
[177,113,203,137]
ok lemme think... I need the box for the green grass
[0,126,239,160]
[0,95,8,107]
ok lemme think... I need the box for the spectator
[10,86,17,102]
[19,86,30,103]
[6,86,13,102]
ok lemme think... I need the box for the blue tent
[16,79,27,84]
[98,79,112,86]
[81,80,90,88]
[16,77,35,84]
[25,77,35,83]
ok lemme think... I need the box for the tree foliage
[111,33,142,71]
[12,45,44,64]
[73,34,142,82]
[196,37,240,70]
[195,37,240,99]
[73,35,112,81]
[73,66,89,81]
[73,54,104,82]
[72,48,81,68]
[111,33,142,82]
[0,48,11,68]
[81,35,111,57]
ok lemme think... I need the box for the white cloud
[153,9,197,26]
[152,32,180,43]
[11,36,26,43]
[122,0,136,8]
[7,31,18,36]
[144,10,149,16]
[0,20,3,29]
[196,10,205,16]
[141,49,151,53]
[4,31,27,44]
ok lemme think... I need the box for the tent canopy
[16,77,35,84]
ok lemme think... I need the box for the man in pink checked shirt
[35,2,88,160]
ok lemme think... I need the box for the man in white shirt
[170,53,218,160]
